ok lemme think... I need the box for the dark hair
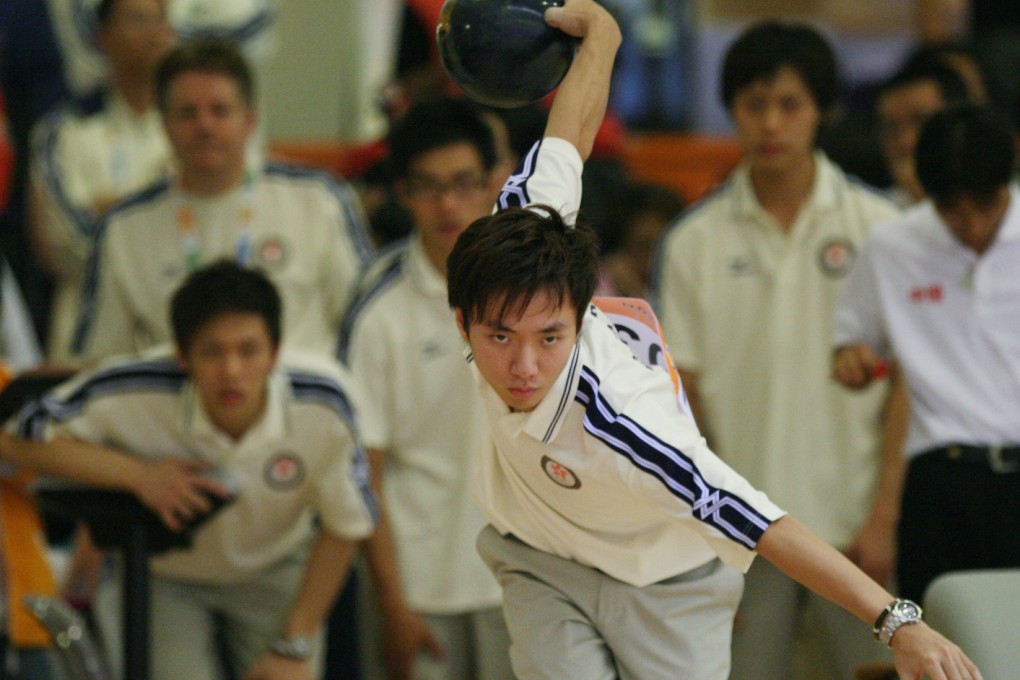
[878,60,970,107]
[721,21,838,113]
[95,0,119,27]
[903,42,986,90]
[156,37,255,111]
[387,96,497,179]
[915,104,1016,205]
[601,182,684,255]
[171,261,281,352]
[447,206,599,333]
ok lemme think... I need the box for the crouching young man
[0,261,375,680]
[442,1,982,678]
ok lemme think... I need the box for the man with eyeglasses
[337,96,515,680]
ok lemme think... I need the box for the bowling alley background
[260,1,917,143]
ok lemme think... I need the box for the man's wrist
[873,598,923,647]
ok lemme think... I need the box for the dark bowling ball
[437,0,577,109]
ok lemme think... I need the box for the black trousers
[897,448,1020,603]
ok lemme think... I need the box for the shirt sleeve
[653,224,702,372]
[340,307,392,451]
[495,137,583,224]
[29,112,96,280]
[833,237,891,357]
[320,178,374,324]
[311,386,376,542]
[583,351,785,572]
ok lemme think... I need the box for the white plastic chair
[923,569,1020,680]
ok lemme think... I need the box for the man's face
[397,142,499,273]
[177,312,278,439]
[457,291,579,413]
[936,187,1011,255]
[162,71,255,187]
[878,80,945,201]
[98,0,175,76]
[730,67,821,175]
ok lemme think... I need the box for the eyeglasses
[405,174,488,201]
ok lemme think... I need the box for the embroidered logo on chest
[817,238,856,277]
[541,455,581,490]
[263,452,305,490]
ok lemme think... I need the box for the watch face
[894,600,921,619]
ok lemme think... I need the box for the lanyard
[176,171,256,272]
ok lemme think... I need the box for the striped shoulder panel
[104,177,175,221]
[16,358,186,440]
[336,241,408,363]
[32,101,108,239]
[263,162,375,261]
[176,2,275,44]
[497,140,542,210]
[287,367,377,521]
[573,366,772,549]
[71,178,172,355]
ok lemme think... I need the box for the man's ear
[455,308,469,342]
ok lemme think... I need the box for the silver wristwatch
[873,598,923,647]
[269,634,314,661]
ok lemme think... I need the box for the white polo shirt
[30,94,173,362]
[471,304,785,587]
[339,236,501,614]
[834,185,1020,457]
[16,347,375,584]
[474,138,785,588]
[654,154,900,548]
[75,163,373,361]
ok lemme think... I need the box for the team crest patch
[258,237,288,267]
[817,239,855,277]
[264,452,305,490]
[541,455,581,490]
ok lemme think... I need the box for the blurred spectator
[917,0,1020,124]
[599,181,683,299]
[73,37,373,362]
[901,41,990,105]
[29,0,176,364]
[834,104,1020,605]
[876,59,970,206]
[654,21,903,680]
[45,0,276,98]
[340,95,513,680]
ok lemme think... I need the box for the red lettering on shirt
[909,285,943,304]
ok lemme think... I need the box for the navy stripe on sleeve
[574,367,772,548]
[497,141,542,210]
[17,359,186,439]
[335,244,406,364]
[289,371,378,523]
